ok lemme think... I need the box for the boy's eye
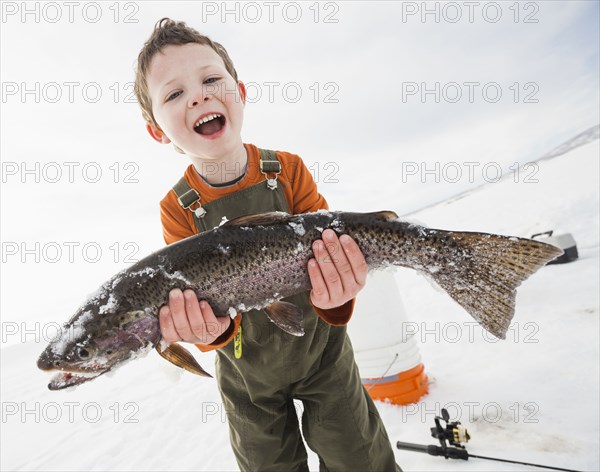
[166,91,182,102]
[204,77,221,85]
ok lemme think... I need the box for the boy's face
[146,43,246,160]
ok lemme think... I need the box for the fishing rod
[396,408,582,472]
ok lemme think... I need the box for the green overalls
[172,149,401,472]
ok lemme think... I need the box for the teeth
[194,114,221,128]
[53,370,102,378]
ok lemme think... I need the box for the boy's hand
[159,289,231,345]
[308,229,368,310]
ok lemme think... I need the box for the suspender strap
[172,177,206,232]
[173,177,201,210]
[259,148,281,190]
[259,148,281,173]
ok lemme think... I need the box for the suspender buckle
[177,188,207,218]
[259,160,281,173]
[194,206,207,218]
[177,188,201,210]
[266,177,278,190]
[259,160,281,190]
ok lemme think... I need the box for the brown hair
[134,18,239,129]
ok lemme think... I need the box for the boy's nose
[188,94,210,108]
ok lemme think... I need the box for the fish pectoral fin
[222,211,291,228]
[264,301,304,336]
[155,343,212,378]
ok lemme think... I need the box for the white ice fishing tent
[347,271,428,404]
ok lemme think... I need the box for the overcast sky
[2,2,599,212]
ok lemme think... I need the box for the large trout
[37,211,562,390]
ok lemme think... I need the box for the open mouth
[193,113,226,136]
[48,370,107,390]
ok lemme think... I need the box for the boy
[134,18,401,472]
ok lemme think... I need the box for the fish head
[37,285,161,390]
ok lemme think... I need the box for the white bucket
[347,270,423,380]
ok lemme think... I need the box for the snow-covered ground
[1,134,598,471]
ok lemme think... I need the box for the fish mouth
[47,369,109,391]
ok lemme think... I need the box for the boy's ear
[146,123,171,144]
[238,81,247,105]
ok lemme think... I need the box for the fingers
[159,304,179,343]
[311,236,345,304]
[308,257,329,307]
[159,289,230,344]
[309,229,368,309]
[193,298,231,341]
[170,289,195,341]
[339,233,368,287]
[184,290,209,341]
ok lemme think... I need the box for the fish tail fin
[155,342,212,378]
[429,231,563,339]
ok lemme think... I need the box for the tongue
[197,118,223,135]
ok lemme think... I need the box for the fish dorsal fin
[155,342,212,378]
[222,211,292,228]
[369,210,399,221]
[264,301,304,336]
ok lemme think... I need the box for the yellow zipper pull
[234,325,242,359]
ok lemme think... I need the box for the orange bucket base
[363,363,429,405]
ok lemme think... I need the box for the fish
[37,210,562,390]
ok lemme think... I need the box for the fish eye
[77,348,90,359]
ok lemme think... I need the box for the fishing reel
[396,408,580,471]
[431,408,470,450]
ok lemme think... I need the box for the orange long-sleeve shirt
[160,143,355,351]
